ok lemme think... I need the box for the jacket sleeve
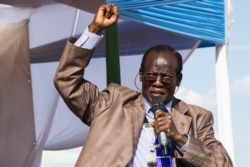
[174,107,233,167]
[53,38,100,125]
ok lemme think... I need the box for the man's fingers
[103,4,118,19]
[105,4,113,18]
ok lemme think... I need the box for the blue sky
[183,1,250,166]
[42,1,250,167]
[226,1,250,166]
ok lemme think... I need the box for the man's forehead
[144,54,178,71]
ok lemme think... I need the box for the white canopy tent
[0,0,234,166]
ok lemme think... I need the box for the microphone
[151,97,168,155]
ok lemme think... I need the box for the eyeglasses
[143,74,176,84]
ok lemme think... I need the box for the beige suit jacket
[54,39,233,167]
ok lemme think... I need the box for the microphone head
[151,97,165,113]
[152,96,162,105]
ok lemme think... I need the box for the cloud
[233,136,250,167]
[229,44,250,51]
[175,87,217,112]
[42,147,81,167]
[231,75,250,96]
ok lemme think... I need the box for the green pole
[105,23,121,85]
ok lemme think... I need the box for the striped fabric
[155,137,173,167]
[105,0,225,45]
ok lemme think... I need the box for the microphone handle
[155,109,168,155]
[158,131,168,155]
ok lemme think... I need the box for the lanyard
[143,123,157,167]
[143,115,173,167]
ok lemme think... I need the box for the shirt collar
[143,98,173,114]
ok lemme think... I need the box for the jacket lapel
[171,98,192,134]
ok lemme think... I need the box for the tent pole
[105,23,121,85]
[182,40,201,63]
[215,45,235,164]
[71,9,80,36]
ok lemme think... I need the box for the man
[54,4,233,167]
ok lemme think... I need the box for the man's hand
[151,111,188,148]
[88,4,119,34]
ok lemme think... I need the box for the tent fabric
[29,19,201,63]
[30,62,89,151]
[106,0,225,45]
[96,20,202,57]
[0,19,36,167]
[57,0,104,13]
[0,0,226,45]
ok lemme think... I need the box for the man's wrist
[176,134,190,153]
[175,134,188,147]
[88,23,103,34]
[74,27,103,49]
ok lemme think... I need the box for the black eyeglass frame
[142,73,177,84]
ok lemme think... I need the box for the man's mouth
[151,92,162,97]
[151,90,164,97]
